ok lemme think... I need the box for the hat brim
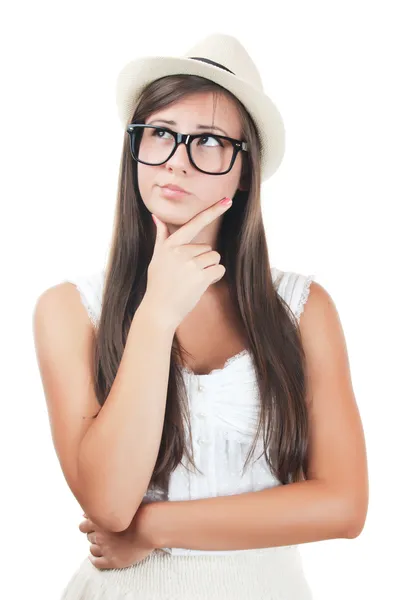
[115,55,285,182]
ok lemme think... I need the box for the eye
[197,135,223,147]
[151,128,174,139]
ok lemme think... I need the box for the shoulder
[287,275,351,399]
[62,268,105,329]
[271,269,349,392]
[34,268,106,330]
[296,277,345,351]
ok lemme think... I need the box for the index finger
[167,197,232,247]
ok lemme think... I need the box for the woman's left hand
[79,505,156,570]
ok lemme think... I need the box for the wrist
[137,295,178,336]
[138,501,169,550]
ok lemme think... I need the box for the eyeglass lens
[132,127,235,174]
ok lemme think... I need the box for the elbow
[85,509,131,533]
[85,499,144,533]
[77,458,141,533]
[326,480,369,539]
[345,512,367,539]
[343,498,369,539]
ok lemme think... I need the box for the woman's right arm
[33,284,176,534]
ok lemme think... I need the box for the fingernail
[220,197,232,206]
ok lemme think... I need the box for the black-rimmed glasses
[126,124,248,175]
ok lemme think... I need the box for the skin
[138,91,247,261]
[78,91,250,568]
[77,95,368,567]
[79,509,155,569]
[79,281,369,566]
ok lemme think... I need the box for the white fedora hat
[115,32,285,183]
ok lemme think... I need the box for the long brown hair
[92,74,311,496]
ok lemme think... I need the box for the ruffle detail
[294,273,315,322]
[74,283,99,329]
[179,348,250,377]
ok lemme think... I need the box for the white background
[1,1,398,598]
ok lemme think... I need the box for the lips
[161,184,189,193]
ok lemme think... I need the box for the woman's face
[137,91,244,230]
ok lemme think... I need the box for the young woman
[33,32,368,599]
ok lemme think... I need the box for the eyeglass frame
[126,123,249,176]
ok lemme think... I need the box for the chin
[154,206,193,225]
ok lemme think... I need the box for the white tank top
[63,266,315,556]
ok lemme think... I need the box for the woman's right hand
[143,196,233,331]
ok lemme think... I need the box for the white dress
[59,266,316,599]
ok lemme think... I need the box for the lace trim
[74,284,99,330]
[223,348,249,368]
[295,273,315,322]
[180,349,249,377]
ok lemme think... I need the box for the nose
[164,140,191,171]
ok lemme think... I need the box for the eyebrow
[147,119,229,137]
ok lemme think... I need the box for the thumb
[152,213,169,246]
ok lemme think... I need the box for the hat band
[188,56,235,75]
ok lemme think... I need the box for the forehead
[147,91,241,136]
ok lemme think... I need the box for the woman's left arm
[142,282,369,552]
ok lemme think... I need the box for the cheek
[200,172,239,203]
[137,166,157,203]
